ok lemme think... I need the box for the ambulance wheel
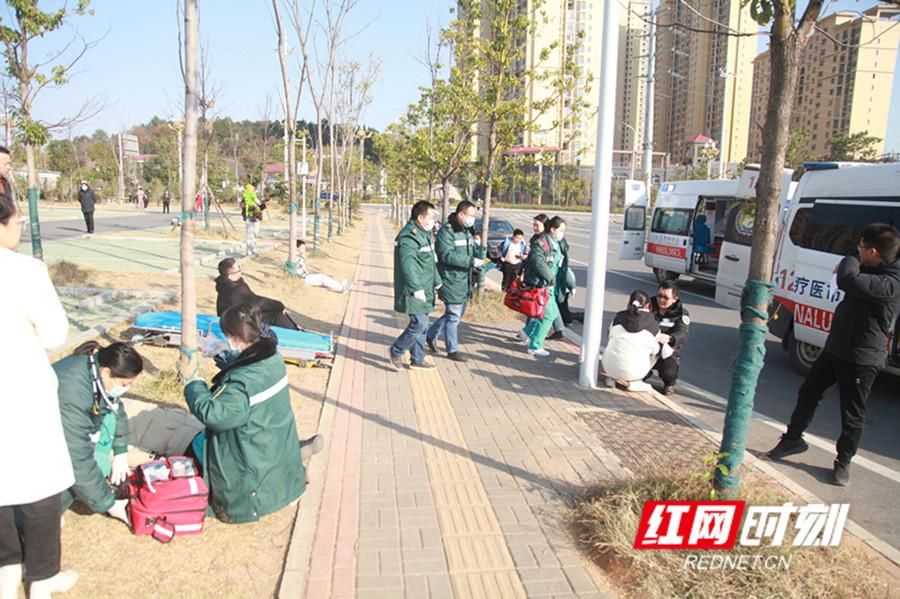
[788,331,821,376]
[654,268,679,284]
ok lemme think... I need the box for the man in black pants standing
[768,223,900,486]
[77,180,96,234]
[649,280,690,395]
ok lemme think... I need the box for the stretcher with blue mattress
[132,311,334,367]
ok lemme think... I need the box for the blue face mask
[106,385,129,399]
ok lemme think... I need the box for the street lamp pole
[624,122,637,180]
[578,0,620,388]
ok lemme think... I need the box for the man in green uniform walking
[426,200,482,362]
[390,200,442,370]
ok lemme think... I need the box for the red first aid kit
[126,456,208,543]
[504,280,550,319]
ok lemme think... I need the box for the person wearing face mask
[180,303,308,523]
[215,258,299,330]
[1,146,80,599]
[77,180,96,234]
[521,216,567,357]
[389,200,442,370]
[425,200,482,362]
[53,341,143,525]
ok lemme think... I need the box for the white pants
[305,273,345,292]
[245,220,258,254]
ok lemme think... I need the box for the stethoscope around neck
[89,353,120,412]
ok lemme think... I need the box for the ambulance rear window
[651,208,693,236]
[789,201,900,255]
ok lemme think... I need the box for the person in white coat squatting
[601,290,669,392]
[0,145,79,599]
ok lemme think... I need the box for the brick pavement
[281,213,685,598]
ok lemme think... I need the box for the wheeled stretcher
[132,311,335,368]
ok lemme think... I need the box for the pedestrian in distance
[180,303,311,523]
[767,223,900,486]
[425,200,482,362]
[648,280,690,395]
[53,342,143,525]
[241,185,261,256]
[77,179,96,234]
[520,215,567,357]
[389,200,442,371]
[601,290,661,392]
[136,186,148,209]
[162,189,171,214]
[499,229,527,292]
[0,145,80,599]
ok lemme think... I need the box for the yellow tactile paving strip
[408,369,527,599]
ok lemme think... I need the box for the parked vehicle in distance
[473,217,515,260]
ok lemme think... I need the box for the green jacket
[435,213,475,304]
[185,340,305,523]
[555,237,572,297]
[53,354,130,513]
[393,219,442,314]
[523,233,561,288]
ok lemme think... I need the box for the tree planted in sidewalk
[827,130,882,162]
[0,0,102,258]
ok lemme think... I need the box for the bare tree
[179,0,200,374]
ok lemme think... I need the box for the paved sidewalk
[281,214,711,598]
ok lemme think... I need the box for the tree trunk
[441,177,450,219]
[715,15,809,497]
[272,0,299,269]
[314,116,325,250]
[180,0,201,371]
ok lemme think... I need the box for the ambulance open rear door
[618,179,648,261]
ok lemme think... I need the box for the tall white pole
[641,7,656,196]
[578,0,620,388]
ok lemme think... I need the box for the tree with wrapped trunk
[715,0,825,496]
[0,0,102,259]
[178,0,200,380]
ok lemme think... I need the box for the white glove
[107,498,130,525]
[570,288,577,297]
[413,289,427,302]
[472,257,484,269]
[110,453,130,485]
[202,335,228,358]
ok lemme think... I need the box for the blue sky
[16,0,900,152]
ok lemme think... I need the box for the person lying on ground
[296,240,349,293]
[53,341,144,525]
[215,258,299,329]
[601,290,664,392]
[180,303,320,523]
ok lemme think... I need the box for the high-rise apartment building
[471,0,648,169]
[653,0,757,167]
[747,4,900,161]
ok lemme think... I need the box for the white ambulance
[619,166,794,309]
[767,162,900,375]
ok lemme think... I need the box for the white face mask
[106,384,129,399]
[555,232,565,241]
[423,219,436,231]
[463,215,476,228]
[81,184,88,191]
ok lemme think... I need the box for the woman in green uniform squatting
[182,303,308,523]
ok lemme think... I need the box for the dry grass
[54,214,368,598]
[48,260,95,287]
[464,289,517,324]
[568,467,898,599]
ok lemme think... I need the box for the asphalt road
[491,207,900,557]
[21,211,177,243]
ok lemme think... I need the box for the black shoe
[766,435,809,460]
[447,352,468,363]
[662,384,676,396]
[832,461,850,486]
[426,338,438,353]
[389,355,404,371]
[546,331,564,341]
[409,360,436,370]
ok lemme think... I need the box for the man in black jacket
[649,280,690,395]
[77,180,96,233]
[768,223,900,486]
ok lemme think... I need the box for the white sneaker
[517,328,530,343]
[340,279,350,293]
[28,570,78,599]
[528,348,550,357]
[625,380,653,392]
[0,564,21,599]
